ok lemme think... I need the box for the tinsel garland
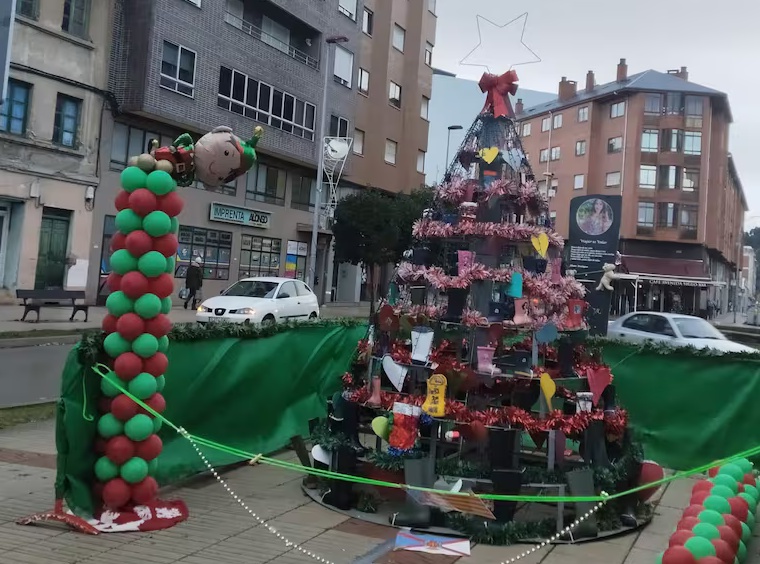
[445,514,556,546]
[413,219,564,248]
[435,176,549,215]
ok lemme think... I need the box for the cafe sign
[209,202,271,229]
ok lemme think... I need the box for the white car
[196,277,320,326]
[608,312,757,354]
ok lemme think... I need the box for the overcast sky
[433,0,760,227]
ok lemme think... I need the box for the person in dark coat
[184,256,204,309]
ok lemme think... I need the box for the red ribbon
[479,70,519,118]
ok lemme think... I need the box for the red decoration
[115,190,131,211]
[669,529,694,547]
[708,467,720,478]
[121,271,150,299]
[697,558,726,564]
[94,437,107,454]
[153,233,179,258]
[148,274,174,300]
[586,365,612,407]
[128,189,158,217]
[125,230,154,258]
[131,477,159,504]
[721,514,743,540]
[677,517,700,531]
[727,496,749,521]
[113,352,143,381]
[691,491,711,506]
[144,314,172,338]
[709,538,736,564]
[662,545,697,563]
[742,472,755,486]
[637,460,664,501]
[468,420,488,443]
[478,70,519,118]
[716,525,740,551]
[111,394,139,422]
[143,353,168,377]
[377,304,400,332]
[102,478,132,509]
[110,232,127,252]
[105,435,136,465]
[97,397,112,414]
[158,191,184,217]
[683,505,706,519]
[102,313,118,335]
[116,313,146,341]
[134,434,163,461]
[144,393,166,415]
[693,480,714,494]
[106,273,122,293]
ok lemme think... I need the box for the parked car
[196,277,320,326]
[608,312,757,354]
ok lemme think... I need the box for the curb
[0,335,82,349]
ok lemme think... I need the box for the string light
[178,427,334,564]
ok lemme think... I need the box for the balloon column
[656,459,758,563]
[94,154,183,510]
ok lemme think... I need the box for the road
[0,343,73,408]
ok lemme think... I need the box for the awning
[621,255,724,287]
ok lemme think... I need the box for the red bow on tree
[479,70,519,118]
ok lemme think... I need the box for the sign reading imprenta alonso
[209,202,271,229]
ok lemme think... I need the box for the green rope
[81,374,94,422]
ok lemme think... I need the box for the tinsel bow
[479,70,519,118]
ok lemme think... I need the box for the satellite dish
[326,138,350,160]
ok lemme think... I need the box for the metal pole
[446,129,452,167]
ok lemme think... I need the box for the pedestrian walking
[184,257,204,309]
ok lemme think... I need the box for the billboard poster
[0,0,17,103]
[567,195,622,336]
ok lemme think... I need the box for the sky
[432,0,760,227]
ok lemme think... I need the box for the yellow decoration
[422,374,448,417]
[371,416,390,440]
[539,372,556,411]
[479,147,499,164]
[530,232,549,258]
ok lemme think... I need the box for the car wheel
[309,312,318,320]
[261,315,276,327]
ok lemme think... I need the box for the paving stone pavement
[1,419,759,564]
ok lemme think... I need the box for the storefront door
[34,209,71,290]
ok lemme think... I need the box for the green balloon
[103,332,132,357]
[160,296,173,314]
[121,166,148,192]
[97,413,124,438]
[170,216,179,233]
[710,484,736,499]
[95,456,120,481]
[106,290,134,317]
[121,456,149,484]
[100,370,123,398]
[697,509,725,527]
[712,474,739,494]
[138,251,167,277]
[745,510,755,529]
[735,458,754,474]
[124,414,153,441]
[157,335,169,353]
[704,495,732,514]
[132,333,159,358]
[115,208,143,234]
[654,553,662,564]
[147,458,158,475]
[684,535,716,558]
[128,372,157,400]
[744,484,759,502]
[110,249,138,275]
[164,256,176,274]
[719,463,745,482]
[153,417,163,433]
[143,211,172,237]
[146,170,176,196]
[155,375,166,393]
[738,539,747,561]
[739,493,756,512]
[740,521,751,544]
[134,293,162,319]
[692,522,720,540]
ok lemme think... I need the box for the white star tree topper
[459,12,541,75]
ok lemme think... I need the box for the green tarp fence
[56,323,367,516]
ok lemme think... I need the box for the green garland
[445,514,556,545]
[586,336,760,359]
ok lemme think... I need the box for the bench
[16,289,89,322]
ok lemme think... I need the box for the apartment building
[0,0,114,300]
[517,58,746,317]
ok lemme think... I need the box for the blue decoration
[507,272,523,298]
[535,323,559,344]
[419,413,433,427]
[387,447,423,458]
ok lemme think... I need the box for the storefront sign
[285,240,309,279]
[209,202,270,229]
[567,195,623,336]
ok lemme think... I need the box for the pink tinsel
[413,219,564,247]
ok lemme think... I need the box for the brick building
[517,58,747,317]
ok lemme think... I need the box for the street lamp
[308,35,349,292]
[445,125,463,169]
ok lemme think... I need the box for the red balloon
[144,314,171,338]
[716,525,740,551]
[662,545,696,564]
[94,437,107,455]
[121,271,150,299]
[97,397,112,414]
[697,558,726,564]
[144,393,166,414]
[131,477,159,504]
[710,538,736,564]
[149,274,175,299]
[128,188,158,217]
[153,233,179,258]
[116,313,145,341]
[669,529,694,547]
[125,230,153,258]
[737,483,745,493]
[727,496,749,521]
[102,477,132,510]
[106,273,122,293]
[158,191,184,217]
[677,516,700,531]
[105,435,135,465]
[110,231,127,252]
[683,505,706,518]
[134,434,163,461]
[743,473,755,486]
[111,393,139,421]
[92,481,105,503]
[691,491,711,505]
[707,467,720,478]
[638,460,665,501]
[113,352,143,381]
[468,420,488,443]
[721,514,743,540]
[115,190,131,211]
[102,313,118,335]
[143,353,168,377]
[693,481,714,494]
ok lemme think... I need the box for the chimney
[667,67,689,81]
[558,77,577,102]
[585,70,595,92]
[515,98,524,114]
[616,58,628,82]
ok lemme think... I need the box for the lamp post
[308,35,349,291]
[445,125,463,168]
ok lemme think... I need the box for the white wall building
[741,245,756,311]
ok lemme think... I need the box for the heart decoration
[586,366,612,406]
[529,430,548,449]
[539,372,556,411]
[382,354,408,392]
[535,323,559,345]
[311,444,331,465]
[371,416,390,441]
[377,304,399,332]
[530,233,549,258]
[479,147,499,164]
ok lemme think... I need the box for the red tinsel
[412,219,564,248]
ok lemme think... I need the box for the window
[549,211,557,227]
[218,66,316,140]
[607,136,623,153]
[577,106,588,122]
[338,0,357,20]
[662,129,683,152]
[353,129,364,155]
[550,146,561,161]
[659,165,679,190]
[685,96,704,128]
[644,93,662,115]
[16,0,38,19]
[680,204,698,232]
[362,8,373,35]
[160,41,196,97]
[637,202,655,227]
[290,173,317,212]
[639,165,657,189]
[261,16,291,55]
[606,171,621,187]
[333,45,354,87]
[610,101,625,118]
[0,80,31,135]
[421,96,429,120]
[539,149,549,163]
[641,129,659,153]
[385,139,398,164]
[684,131,702,155]
[176,226,233,280]
[682,168,699,192]
[657,203,678,228]
[425,42,433,66]
[574,174,584,190]
[389,81,402,108]
[553,114,563,129]
[541,117,550,132]
[575,140,586,156]
[53,94,82,148]
[225,0,244,29]
[62,0,90,38]
[245,162,287,206]
[111,124,171,170]
[392,24,406,51]
[239,235,282,278]
[358,68,370,95]
[417,151,426,174]
[329,115,349,138]
[665,93,683,115]
[522,123,531,137]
